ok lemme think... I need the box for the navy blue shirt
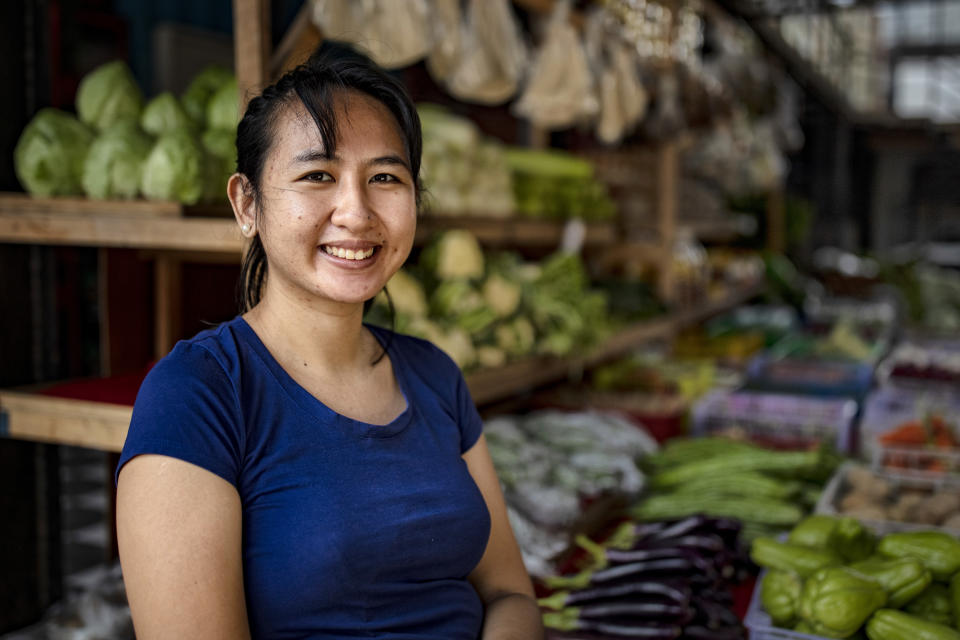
[117,317,491,639]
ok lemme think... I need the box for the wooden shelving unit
[0,280,763,451]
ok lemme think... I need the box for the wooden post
[154,256,182,360]
[656,140,679,302]
[766,188,786,253]
[233,0,271,111]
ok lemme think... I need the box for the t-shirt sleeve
[453,363,484,454]
[115,342,244,487]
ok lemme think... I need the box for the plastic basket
[744,571,828,640]
[691,389,859,453]
[745,354,875,399]
[860,387,960,480]
[814,461,960,535]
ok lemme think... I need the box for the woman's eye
[303,171,332,182]
[371,173,400,184]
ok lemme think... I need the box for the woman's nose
[329,177,373,229]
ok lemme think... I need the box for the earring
[241,223,251,234]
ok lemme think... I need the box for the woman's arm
[464,436,545,640]
[116,454,251,640]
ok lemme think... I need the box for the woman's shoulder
[148,316,248,387]
[367,324,460,373]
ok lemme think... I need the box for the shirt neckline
[232,316,414,439]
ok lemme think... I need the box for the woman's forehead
[275,91,403,153]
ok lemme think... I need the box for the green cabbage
[14,108,94,196]
[141,128,206,204]
[141,92,194,136]
[200,128,237,202]
[82,121,153,199]
[182,66,234,125]
[75,60,143,132]
[206,78,239,131]
[422,230,485,281]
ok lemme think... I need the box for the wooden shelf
[0,391,130,452]
[466,281,765,405]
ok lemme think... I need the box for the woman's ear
[228,173,257,237]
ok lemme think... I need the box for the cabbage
[140,129,206,204]
[75,60,143,132]
[422,230,485,280]
[384,269,429,317]
[201,128,237,202]
[14,108,94,196]
[82,121,153,199]
[141,92,193,136]
[206,78,239,131]
[182,66,234,125]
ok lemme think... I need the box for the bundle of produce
[821,464,960,530]
[15,60,236,204]
[417,104,514,217]
[485,410,658,577]
[366,231,613,370]
[747,513,960,639]
[538,514,749,639]
[878,338,960,391]
[859,389,960,477]
[634,437,841,542]
[504,148,616,221]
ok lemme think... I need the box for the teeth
[324,246,375,260]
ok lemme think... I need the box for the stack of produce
[417,104,515,217]
[366,230,613,370]
[823,464,960,530]
[484,410,659,578]
[749,514,960,639]
[877,339,960,391]
[538,515,749,639]
[505,147,617,221]
[14,60,236,204]
[633,437,841,542]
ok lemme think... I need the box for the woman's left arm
[464,435,545,640]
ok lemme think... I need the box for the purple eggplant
[538,581,692,611]
[543,609,683,638]
[577,601,690,621]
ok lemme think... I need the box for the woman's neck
[243,286,374,378]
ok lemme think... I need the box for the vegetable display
[15,60,236,204]
[748,514,960,639]
[366,230,615,370]
[539,515,749,639]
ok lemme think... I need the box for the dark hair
[234,41,423,313]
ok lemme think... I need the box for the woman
[116,43,543,639]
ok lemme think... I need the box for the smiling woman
[114,42,543,640]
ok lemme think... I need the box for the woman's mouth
[321,245,378,261]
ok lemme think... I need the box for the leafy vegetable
[14,108,94,196]
[81,120,153,199]
[182,66,234,125]
[421,230,485,280]
[140,128,206,204]
[75,60,143,132]
[141,92,194,136]
[206,78,239,131]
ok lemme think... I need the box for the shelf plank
[466,281,765,405]
[416,216,616,247]
[0,391,131,452]
[0,212,243,253]
[0,193,185,218]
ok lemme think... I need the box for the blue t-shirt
[116,316,491,639]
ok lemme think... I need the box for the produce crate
[876,337,960,392]
[860,387,960,480]
[744,571,828,640]
[745,354,875,399]
[814,461,960,534]
[690,389,859,453]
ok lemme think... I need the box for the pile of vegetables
[505,147,616,221]
[418,104,514,217]
[538,515,749,639]
[15,60,236,204]
[484,410,658,577]
[828,465,960,529]
[750,514,960,639]
[633,437,840,542]
[366,230,613,370]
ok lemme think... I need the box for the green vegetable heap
[15,60,237,204]
[752,514,960,639]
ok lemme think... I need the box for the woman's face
[254,91,417,310]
